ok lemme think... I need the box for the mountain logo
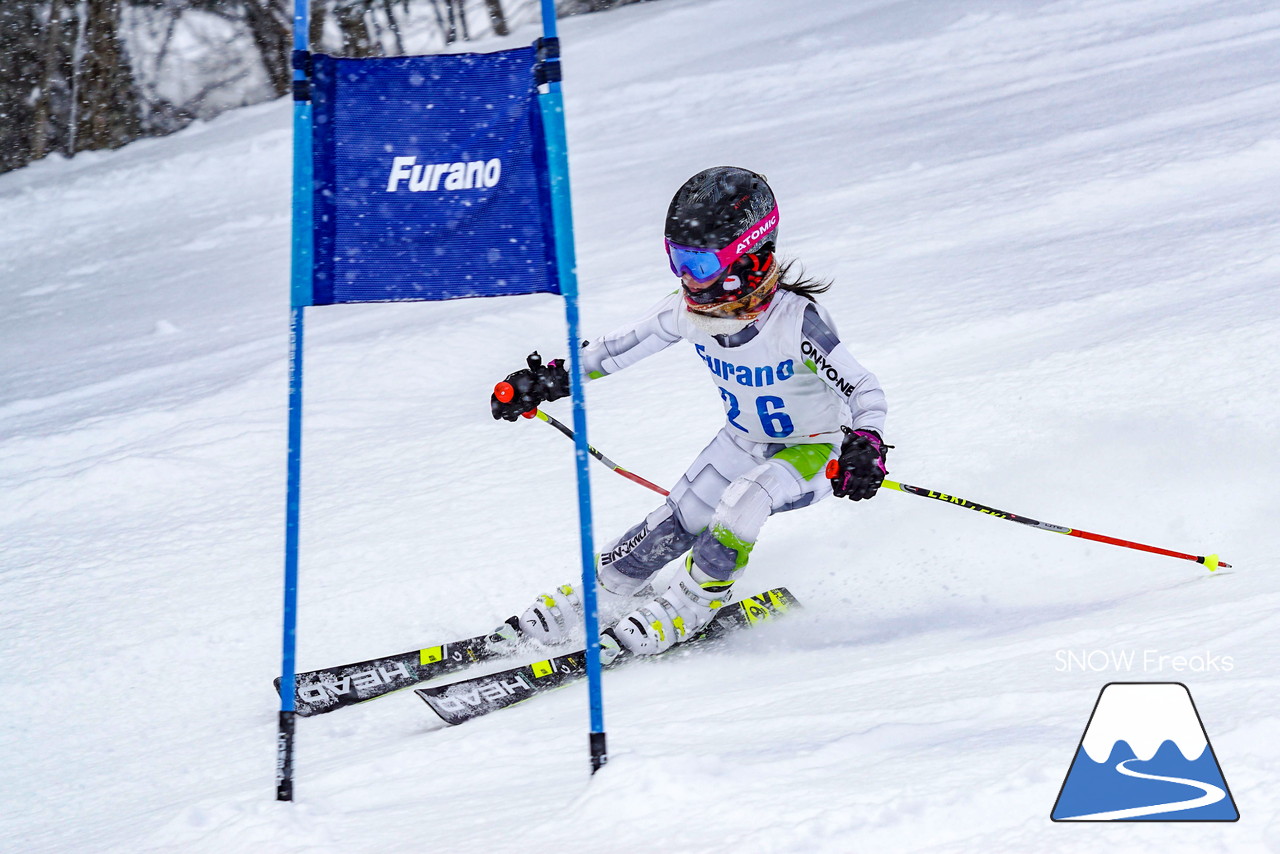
[1051,682,1239,821]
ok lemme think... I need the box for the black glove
[490,352,571,421]
[827,427,889,500]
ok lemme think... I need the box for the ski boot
[612,556,735,655]
[493,563,651,650]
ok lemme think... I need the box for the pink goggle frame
[665,203,780,283]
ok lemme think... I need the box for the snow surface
[3,0,1279,851]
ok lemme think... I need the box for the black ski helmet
[665,167,782,326]
[664,167,779,256]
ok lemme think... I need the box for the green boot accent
[710,525,755,571]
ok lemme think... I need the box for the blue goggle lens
[667,244,726,283]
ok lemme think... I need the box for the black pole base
[276,710,296,801]
[589,731,608,774]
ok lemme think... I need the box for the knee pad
[693,460,812,582]
[711,474,774,544]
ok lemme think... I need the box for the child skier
[489,167,889,656]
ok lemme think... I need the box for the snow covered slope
[2,0,1278,851]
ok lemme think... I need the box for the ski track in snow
[2,0,1278,851]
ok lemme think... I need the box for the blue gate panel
[310,46,558,304]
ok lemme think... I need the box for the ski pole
[532,408,671,496]
[494,390,670,496]
[872,478,1229,571]
[515,400,1230,573]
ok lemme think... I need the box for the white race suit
[581,288,887,585]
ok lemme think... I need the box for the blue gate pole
[537,0,606,773]
[278,0,313,803]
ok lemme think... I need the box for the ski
[275,623,517,717]
[416,587,800,726]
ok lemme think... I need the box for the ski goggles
[665,204,780,284]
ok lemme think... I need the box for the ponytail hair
[775,259,832,301]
